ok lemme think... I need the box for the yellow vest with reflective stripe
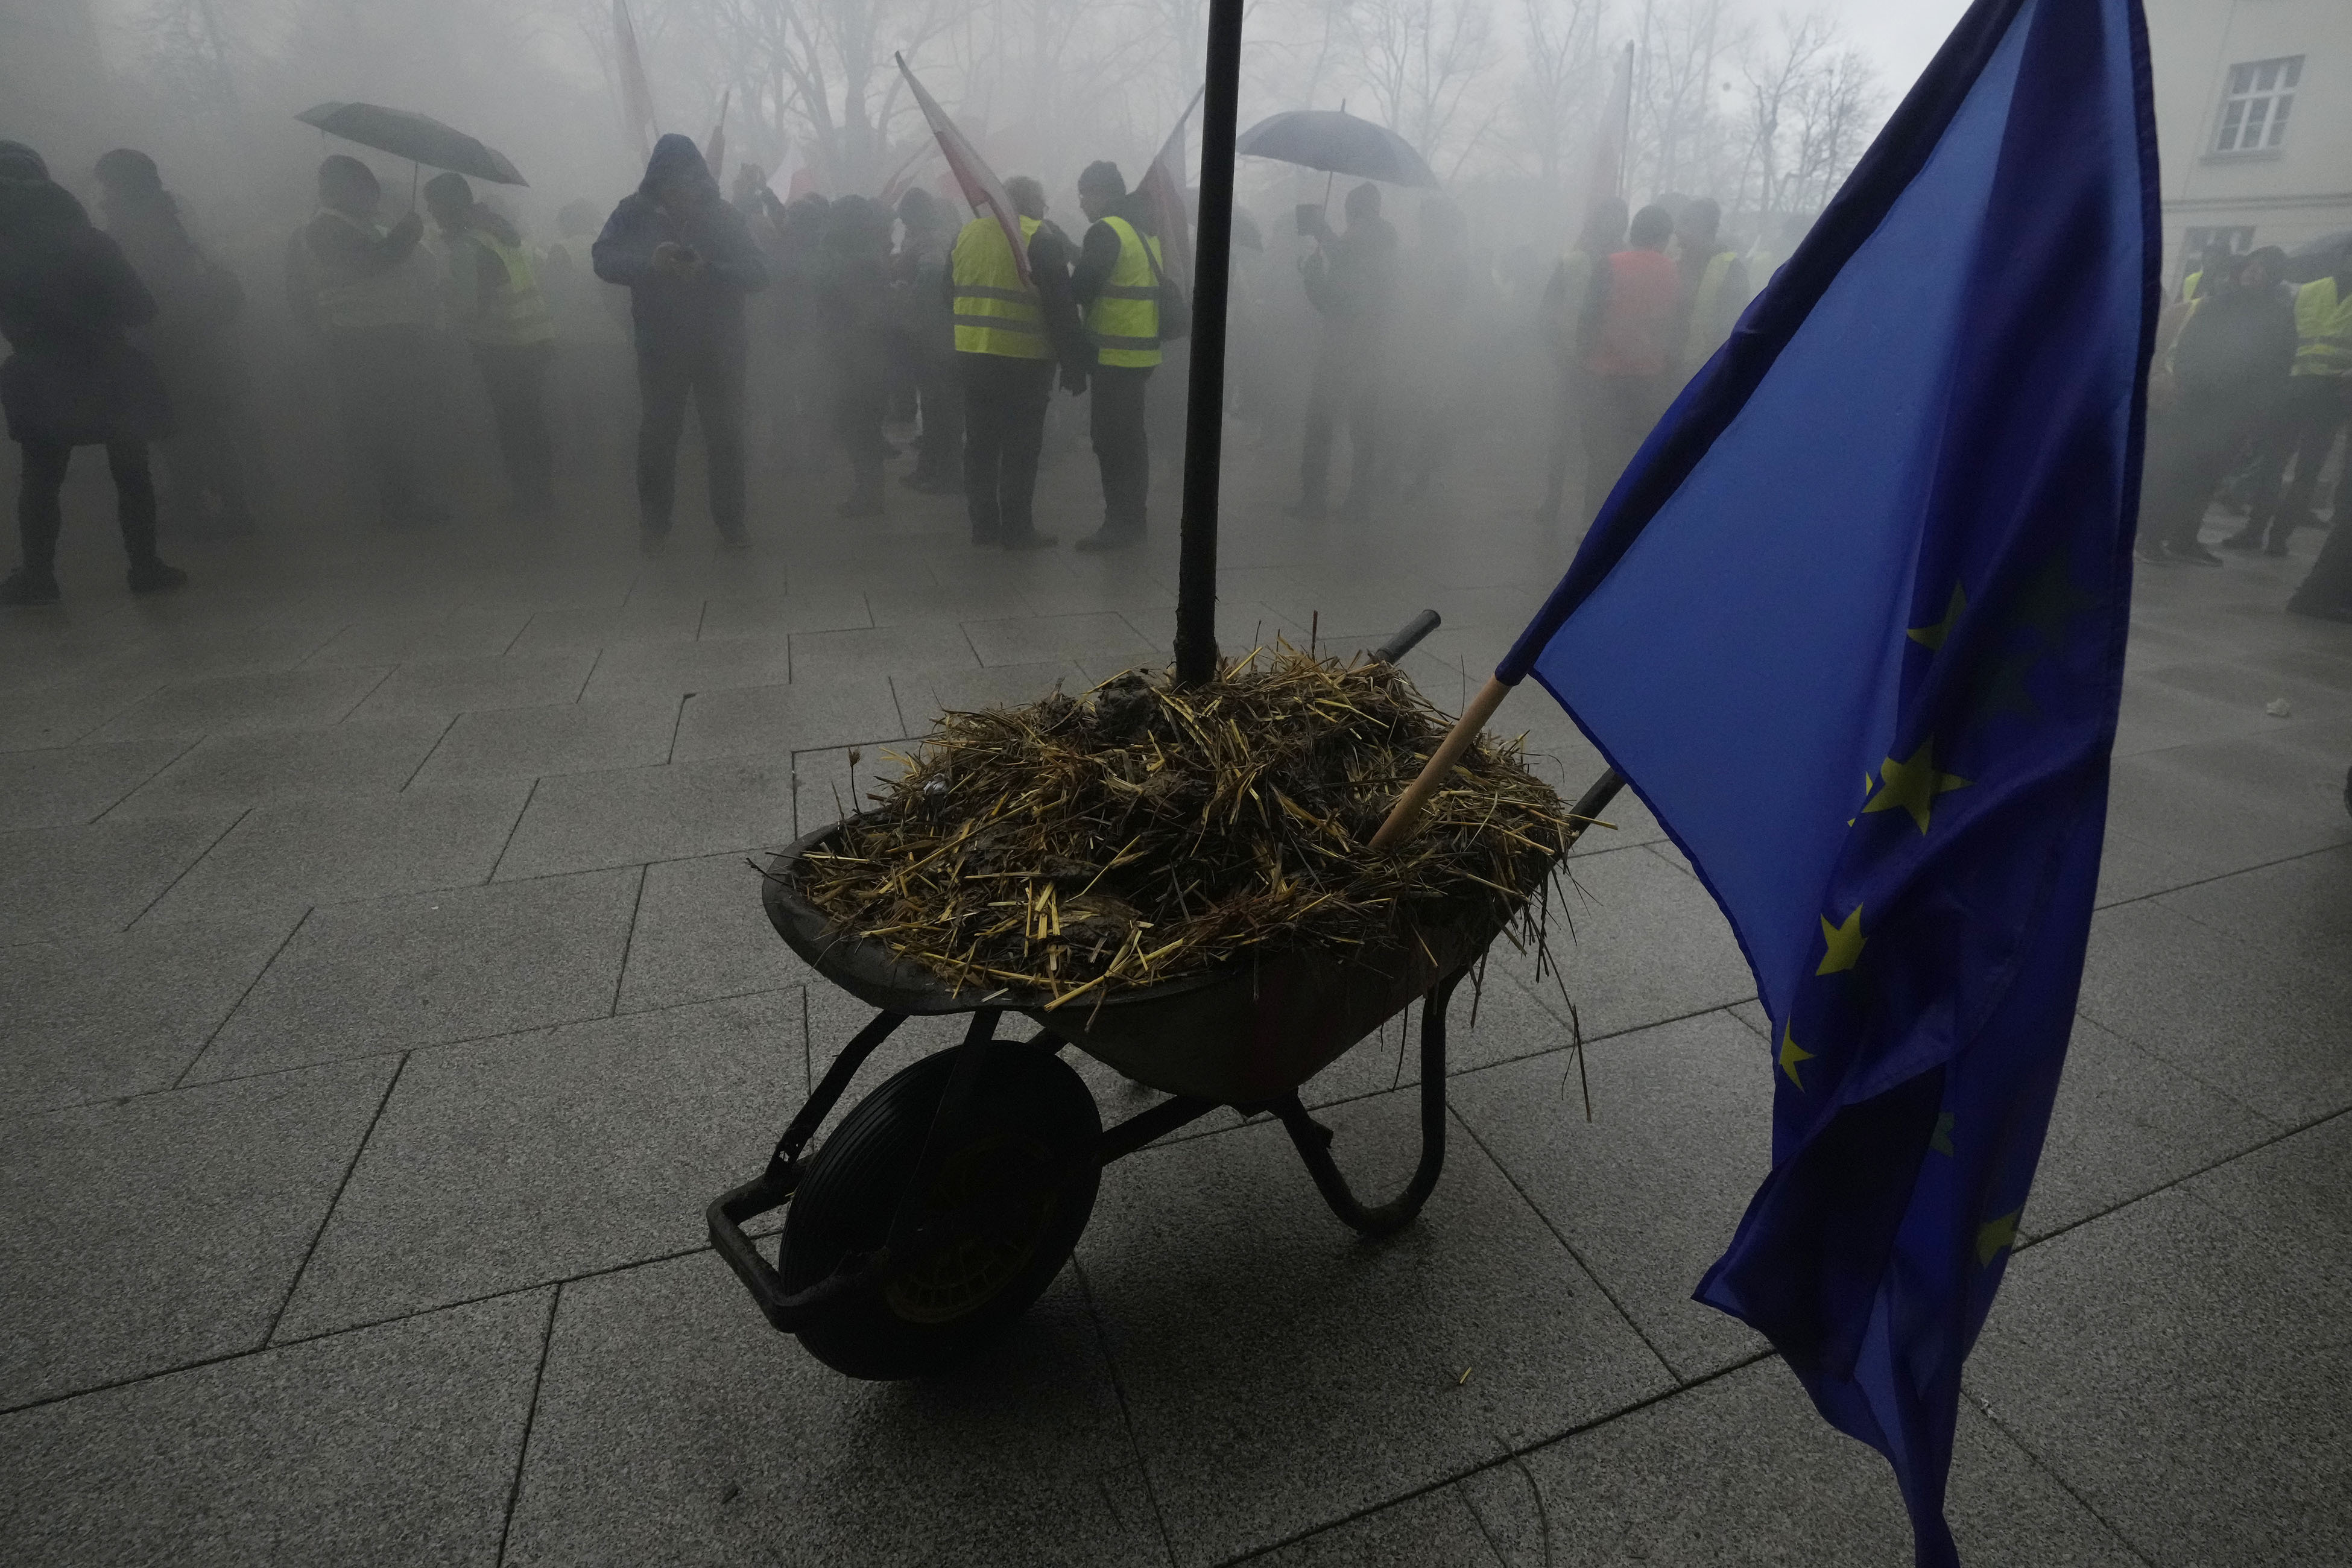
[451,228,557,347]
[952,215,1049,359]
[1683,248,1737,367]
[1086,216,1162,368]
[2291,277,2352,378]
[308,208,434,332]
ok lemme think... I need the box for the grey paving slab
[0,914,296,1118]
[89,665,391,741]
[106,716,449,818]
[786,620,978,677]
[2110,675,2280,758]
[695,589,875,638]
[0,1057,397,1408]
[503,599,705,654]
[2105,736,2352,882]
[346,651,598,721]
[616,852,812,1013]
[1449,1011,1771,1378]
[193,868,641,1081]
[275,991,805,1337]
[576,632,795,701]
[299,606,534,666]
[504,1257,1168,1568]
[962,612,1158,668]
[1258,1486,1503,1566]
[787,740,921,836]
[0,669,165,755]
[1077,1089,1669,1566]
[144,783,531,926]
[99,616,348,680]
[0,1291,547,1568]
[667,674,902,763]
[0,738,184,829]
[1459,1358,2140,1567]
[2025,1014,2280,1240]
[891,660,1090,726]
[2157,841,2352,959]
[2141,656,2352,721]
[495,756,795,880]
[2093,821,2216,906]
[2075,899,2352,1125]
[2184,1107,2352,1272]
[406,697,679,785]
[1971,1178,2351,1567]
[0,811,237,944]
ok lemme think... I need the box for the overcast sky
[1788,0,1976,98]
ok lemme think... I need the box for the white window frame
[2214,56,2303,154]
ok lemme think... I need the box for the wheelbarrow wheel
[779,1040,1101,1380]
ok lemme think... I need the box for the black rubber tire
[779,1040,1101,1380]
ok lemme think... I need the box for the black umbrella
[295,101,528,186]
[2283,229,2350,283]
[1235,109,1439,188]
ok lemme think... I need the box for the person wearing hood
[290,153,447,531]
[1290,180,1397,523]
[426,172,557,517]
[593,134,771,551]
[0,142,187,605]
[93,148,254,537]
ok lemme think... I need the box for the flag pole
[1368,675,1516,849]
[1173,0,1244,688]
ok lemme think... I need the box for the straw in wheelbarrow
[788,647,1582,1008]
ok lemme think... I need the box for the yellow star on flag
[1864,738,1971,834]
[1908,582,1968,650]
[1778,1025,1815,1090]
[1816,905,1866,975]
[1976,1209,2020,1266]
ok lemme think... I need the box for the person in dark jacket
[1289,181,1397,522]
[93,148,255,537]
[817,195,899,518]
[896,187,963,494]
[0,142,186,605]
[770,194,832,474]
[593,134,770,551]
[2140,247,2297,566]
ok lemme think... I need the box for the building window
[2215,57,2302,153]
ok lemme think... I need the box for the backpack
[1137,227,1190,341]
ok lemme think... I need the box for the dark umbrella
[295,102,528,186]
[2283,229,2351,283]
[1235,109,1439,188]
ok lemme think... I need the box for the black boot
[1,566,62,605]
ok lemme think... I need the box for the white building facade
[2146,0,2352,288]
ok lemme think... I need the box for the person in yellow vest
[1672,198,1750,380]
[1069,160,1163,552]
[2230,237,2352,568]
[425,173,557,516]
[947,174,1087,549]
[292,155,447,530]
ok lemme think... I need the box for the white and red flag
[894,53,1031,286]
[1137,86,1203,288]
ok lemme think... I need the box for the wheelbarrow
[706,613,1626,1379]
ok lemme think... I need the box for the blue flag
[1496,0,2157,1561]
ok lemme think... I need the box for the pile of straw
[790,650,1578,1008]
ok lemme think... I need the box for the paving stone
[963,612,1157,668]
[0,914,295,1118]
[274,991,805,1337]
[2110,675,2278,758]
[90,665,392,741]
[617,853,812,1013]
[1077,1089,1669,1566]
[299,606,534,666]
[1259,1486,1503,1566]
[1449,1011,1771,1378]
[0,738,185,829]
[346,651,598,721]
[0,663,168,750]
[2184,1109,2352,1275]
[667,674,902,763]
[2105,738,2352,882]
[101,616,349,680]
[1458,1358,2141,1567]
[0,1291,547,1567]
[0,1057,397,1408]
[787,741,921,836]
[695,590,876,638]
[1971,1183,2351,1567]
[891,660,1089,726]
[107,716,449,817]
[495,756,795,880]
[0,811,236,944]
[2157,841,2352,961]
[503,599,705,654]
[2092,821,2213,906]
[503,1257,1168,1567]
[408,697,680,785]
[786,621,978,676]
[145,783,531,926]
[576,634,795,702]
[193,868,642,1081]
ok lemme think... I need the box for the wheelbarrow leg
[1274,970,1462,1239]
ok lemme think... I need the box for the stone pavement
[2,427,2349,1567]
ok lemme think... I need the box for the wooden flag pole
[1369,674,1515,850]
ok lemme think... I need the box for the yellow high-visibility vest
[1086,216,1163,368]
[307,208,433,332]
[448,227,556,347]
[1683,248,1739,367]
[2291,277,2352,378]
[952,215,1049,359]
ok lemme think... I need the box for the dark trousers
[325,326,437,523]
[1300,342,1380,510]
[1584,373,1671,520]
[960,354,1054,541]
[473,341,555,507]
[912,351,964,484]
[2249,375,2351,539]
[1089,364,1153,536]
[16,438,159,574]
[2145,393,2262,551]
[637,338,747,536]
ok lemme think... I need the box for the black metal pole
[1173,0,1244,688]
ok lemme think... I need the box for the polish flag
[894,53,1031,287]
[1137,86,1203,288]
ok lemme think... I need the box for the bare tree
[1730,10,1832,221]
[1625,0,1741,201]
[134,0,247,130]
[1780,42,1879,214]
[1342,0,1503,177]
[1508,0,1605,188]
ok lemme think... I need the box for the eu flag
[1496,0,2157,1560]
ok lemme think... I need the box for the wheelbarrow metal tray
[762,824,1511,1104]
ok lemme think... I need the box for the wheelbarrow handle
[1373,609,1442,665]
